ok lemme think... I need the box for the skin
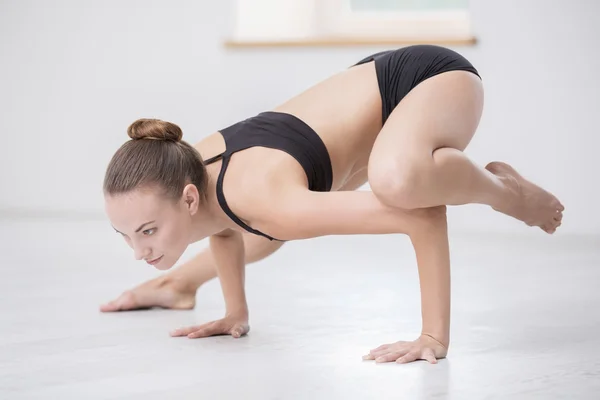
[103,58,564,365]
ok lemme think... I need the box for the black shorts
[353,45,481,125]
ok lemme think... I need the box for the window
[318,0,472,40]
[227,0,474,47]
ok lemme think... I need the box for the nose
[134,245,151,261]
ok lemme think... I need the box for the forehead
[105,190,170,230]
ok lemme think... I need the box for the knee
[368,159,429,209]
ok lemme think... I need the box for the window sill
[223,35,477,48]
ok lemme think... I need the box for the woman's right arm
[209,229,249,318]
[169,229,253,339]
[168,231,285,339]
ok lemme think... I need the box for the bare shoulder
[216,149,308,234]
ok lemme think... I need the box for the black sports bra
[203,111,333,241]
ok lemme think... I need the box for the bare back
[195,62,381,189]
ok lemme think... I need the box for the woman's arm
[169,230,282,339]
[268,188,451,346]
[265,189,426,240]
[409,212,451,348]
[209,229,248,317]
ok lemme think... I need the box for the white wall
[1,0,598,235]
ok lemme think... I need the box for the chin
[153,258,175,271]
[153,249,186,271]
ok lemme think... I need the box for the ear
[181,183,200,215]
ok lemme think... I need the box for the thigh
[368,70,484,169]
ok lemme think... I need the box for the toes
[100,301,118,312]
[117,291,137,310]
[552,201,565,213]
[101,291,137,312]
[549,212,563,230]
[543,219,561,234]
[553,212,563,222]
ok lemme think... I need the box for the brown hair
[103,118,208,202]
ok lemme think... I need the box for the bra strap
[215,154,279,241]
[203,152,225,165]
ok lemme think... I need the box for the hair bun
[127,118,183,142]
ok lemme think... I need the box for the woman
[101,45,564,365]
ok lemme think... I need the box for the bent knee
[368,159,431,209]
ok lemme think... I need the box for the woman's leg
[367,70,564,234]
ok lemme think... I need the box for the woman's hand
[170,313,249,339]
[362,334,448,364]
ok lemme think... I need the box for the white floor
[1,217,599,399]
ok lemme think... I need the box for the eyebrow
[113,220,156,234]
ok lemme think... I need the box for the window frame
[225,0,476,48]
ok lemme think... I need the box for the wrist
[226,305,249,319]
[421,331,449,349]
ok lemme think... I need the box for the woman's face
[104,188,194,271]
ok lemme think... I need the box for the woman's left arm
[362,216,451,364]
[267,188,451,364]
[410,213,451,348]
[264,189,422,239]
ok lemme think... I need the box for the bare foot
[485,161,564,234]
[99,276,196,312]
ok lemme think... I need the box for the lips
[146,255,163,265]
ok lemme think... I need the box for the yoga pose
[101,45,564,365]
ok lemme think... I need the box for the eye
[142,228,156,236]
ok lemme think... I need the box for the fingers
[362,342,408,358]
[363,344,440,365]
[170,321,250,339]
[375,352,405,363]
[170,324,206,337]
[363,344,408,363]
[362,348,389,360]
[188,324,223,338]
[395,351,420,364]
[362,343,397,360]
